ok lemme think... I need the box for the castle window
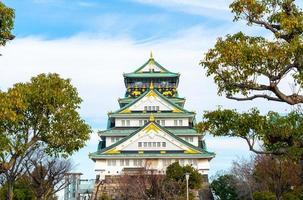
[145,106,160,112]
[189,137,193,142]
[174,120,178,126]
[174,119,183,126]
[134,159,142,166]
[157,142,161,147]
[122,120,125,126]
[120,159,124,166]
[153,142,156,147]
[107,160,116,166]
[148,142,152,147]
[143,142,147,147]
[162,142,166,147]
[161,120,165,126]
[120,159,130,166]
[179,120,183,126]
[126,120,130,126]
[139,120,143,126]
[138,142,142,147]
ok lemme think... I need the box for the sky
[0,0,298,197]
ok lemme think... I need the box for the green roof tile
[124,73,179,78]
[94,122,214,158]
[111,88,193,115]
[109,112,195,118]
[89,152,215,159]
[98,127,199,136]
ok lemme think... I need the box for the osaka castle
[89,53,215,180]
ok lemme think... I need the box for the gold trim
[172,108,182,113]
[184,149,199,154]
[104,148,120,154]
[146,90,157,97]
[143,123,160,133]
[149,114,155,122]
[150,81,154,90]
[120,108,131,113]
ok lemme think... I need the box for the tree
[0,73,91,200]
[0,1,15,54]
[166,162,203,190]
[199,108,303,158]
[0,175,35,200]
[230,156,257,200]
[25,150,72,200]
[225,155,302,200]
[201,0,303,105]
[116,163,203,200]
[211,174,239,200]
[254,154,301,200]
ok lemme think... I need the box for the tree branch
[227,94,284,102]
[249,19,278,34]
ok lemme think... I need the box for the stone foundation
[91,174,213,200]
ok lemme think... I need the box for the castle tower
[89,54,214,181]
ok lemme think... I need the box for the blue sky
[4,0,232,40]
[0,0,296,196]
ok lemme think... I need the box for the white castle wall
[94,158,210,179]
[115,118,189,127]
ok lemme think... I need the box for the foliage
[253,191,276,200]
[211,174,238,200]
[254,154,301,200]
[0,176,35,200]
[282,187,303,200]
[166,162,203,189]
[165,162,184,182]
[0,73,91,199]
[0,73,91,171]
[0,1,14,48]
[200,0,303,105]
[198,108,303,158]
[99,194,112,200]
[225,155,302,200]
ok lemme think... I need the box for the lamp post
[185,172,190,200]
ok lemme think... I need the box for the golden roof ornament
[150,81,154,90]
[150,51,153,59]
[149,113,155,122]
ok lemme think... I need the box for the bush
[253,191,275,200]
[166,162,203,189]
[211,174,238,200]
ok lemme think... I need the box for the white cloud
[130,0,234,20]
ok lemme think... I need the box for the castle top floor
[123,53,180,98]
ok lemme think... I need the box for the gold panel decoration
[105,148,121,154]
[172,108,182,113]
[143,123,160,133]
[184,149,199,154]
[120,108,131,113]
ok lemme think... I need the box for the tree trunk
[6,180,14,200]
